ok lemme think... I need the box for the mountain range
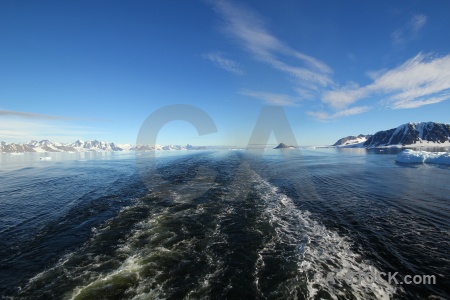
[0,140,202,153]
[334,122,450,148]
[3,122,449,153]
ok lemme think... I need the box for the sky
[1,0,450,146]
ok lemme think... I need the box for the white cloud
[392,14,427,49]
[322,82,367,109]
[208,3,444,122]
[0,109,77,120]
[202,52,244,75]
[391,29,406,48]
[307,106,370,122]
[240,90,299,106]
[0,115,103,143]
[211,0,333,90]
[390,94,450,109]
[365,69,388,81]
[0,109,107,122]
[294,88,317,100]
[410,14,427,35]
[322,53,450,110]
[306,111,330,122]
[332,106,371,118]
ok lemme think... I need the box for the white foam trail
[24,158,397,300]
[252,173,396,299]
[67,199,229,299]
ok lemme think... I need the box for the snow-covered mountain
[69,140,122,151]
[334,122,450,148]
[0,140,204,153]
[116,143,133,150]
[133,144,164,151]
[333,134,371,147]
[25,140,77,152]
[364,122,450,148]
[0,142,35,153]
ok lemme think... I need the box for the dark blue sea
[0,149,449,299]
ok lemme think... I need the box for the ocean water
[0,149,449,299]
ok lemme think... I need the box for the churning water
[0,149,449,299]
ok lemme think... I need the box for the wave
[18,156,396,299]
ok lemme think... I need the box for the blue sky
[1,0,450,146]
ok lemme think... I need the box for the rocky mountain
[69,140,122,151]
[274,143,295,149]
[133,144,206,151]
[334,122,450,148]
[0,140,205,153]
[133,144,164,151]
[333,134,371,147]
[116,143,133,150]
[26,140,77,152]
[0,142,35,153]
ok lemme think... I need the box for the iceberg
[396,149,450,165]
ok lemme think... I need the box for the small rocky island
[274,143,295,149]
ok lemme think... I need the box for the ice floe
[396,149,450,165]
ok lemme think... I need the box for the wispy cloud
[0,119,103,143]
[307,106,370,122]
[240,90,300,106]
[0,109,78,120]
[410,14,427,35]
[391,29,406,49]
[322,53,450,110]
[322,82,366,110]
[0,109,105,143]
[392,14,427,49]
[202,52,244,75]
[210,0,333,90]
[0,109,109,122]
[208,3,444,122]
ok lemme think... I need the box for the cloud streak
[392,14,427,49]
[307,106,371,122]
[0,109,109,122]
[208,3,445,122]
[240,90,300,106]
[0,119,103,143]
[0,109,78,120]
[410,14,427,35]
[0,109,107,143]
[322,53,450,110]
[202,52,244,75]
[211,0,333,89]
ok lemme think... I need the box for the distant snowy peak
[24,140,71,152]
[0,140,206,153]
[69,140,122,151]
[116,143,133,150]
[364,122,450,148]
[0,139,123,153]
[0,142,35,153]
[133,144,204,151]
[333,134,370,147]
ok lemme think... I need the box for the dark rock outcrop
[274,143,294,149]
